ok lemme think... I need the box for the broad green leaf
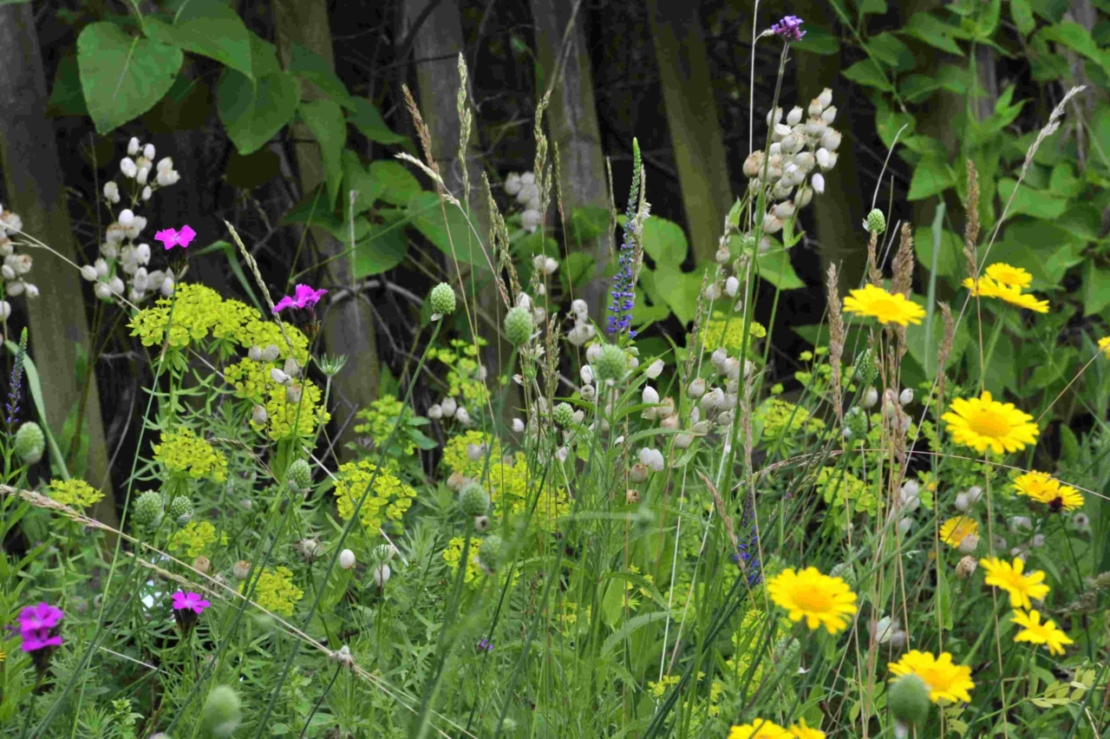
[1011,0,1036,36]
[288,43,350,104]
[907,155,956,200]
[341,150,380,217]
[641,216,687,267]
[997,178,1068,219]
[371,160,422,206]
[652,270,703,325]
[636,267,679,326]
[901,12,964,55]
[281,186,373,243]
[1030,0,1068,22]
[600,579,625,629]
[217,69,300,154]
[77,22,183,134]
[913,226,962,278]
[353,220,407,278]
[144,0,252,77]
[299,99,346,208]
[560,251,595,294]
[1038,21,1104,70]
[406,192,485,266]
[791,25,840,55]
[1083,260,1110,316]
[1056,204,1101,241]
[246,30,281,77]
[46,54,88,117]
[570,205,611,243]
[842,59,892,91]
[756,248,805,290]
[854,0,887,16]
[996,221,1082,286]
[866,33,915,71]
[348,97,407,145]
[875,99,916,150]
[1049,162,1082,198]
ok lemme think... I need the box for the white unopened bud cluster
[504,171,543,233]
[0,207,38,305]
[88,142,182,303]
[953,485,983,513]
[744,88,840,234]
[869,615,907,650]
[566,298,597,346]
[890,479,922,539]
[427,395,472,426]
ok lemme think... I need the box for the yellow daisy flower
[888,650,975,703]
[985,263,1032,289]
[961,275,1002,298]
[1011,609,1073,655]
[767,567,857,634]
[1013,471,1083,512]
[842,284,925,327]
[993,284,1050,313]
[789,719,826,739]
[979,556,1050,609]
[728,719,791,739]
[1099,336,1110,359]
[941,391,1039,455]
[939,517,978,549]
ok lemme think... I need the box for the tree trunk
[274,0,380,459]
[0,3,117,526]
[646,0,733,264]
[790,0,869,288]
[530,0,611,316]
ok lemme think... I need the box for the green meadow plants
[3,10,1110,739]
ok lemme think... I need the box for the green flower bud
[201,685,242,738]
[844,407,868,441]
[168,496,193,524]
[287,459,313,494]
[503,307,533,346]
[478,534,505,573]
[552,402,574,428]
[888,673,931,727]
[13,422,45,465]
[132,491,165,530]
[592,344,627,384]
[855,348,877,388]
[430,282,456,316]
[866,208,886,235]
[458,482,490,516]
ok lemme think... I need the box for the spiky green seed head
[168,496,193,524]
[458,482,490,516]
[855,348,877,387]
[503,307,533,346]
[552,402,574,428]
[430,283,456,316]
[13,422,45,465]
[478,534,505,572]
[866,208,886,235]
[133,491,165,529]
[287,459,313,494]
[592,344,627,384]
[888,673,931,727]
[844,407,868,440]
[200,685,242,738]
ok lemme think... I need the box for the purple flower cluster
[607,141,644,338]
[476,638,493,653]
[731,508,763,586]
[18,602,64,653]
[771,15,805,42]
[172,590,211,632]
[4,340,24,427]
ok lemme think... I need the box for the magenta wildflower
[154,224,197,250]
[771,15,805,41]
[172,591,211,615]
[17,602,64,659]
[272,284,328,314]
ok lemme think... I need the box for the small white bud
[646,359,664,379]
[898,517,913,535]
[466,443,486,462]
[142,186,152,201]
[688,378,706,399]
[373,564,391,587]
[821,128,842,151]
[516,293,531,311]
[251,405,268,426]
[863,387,879,408]
[143,143,155,160]
[899,388,914,405]
[954,492,971,513]
[136,166,150,186]
[786,106,803,125]
[120,157,138,178]
[160,276,175,296]
[455,407,471,425]
[103,181,120,203]
[817,88,833,108]
[571,299,588,317]
[94,282,112,301]
[580,365,594,386]
[127,137,140,156]
[512,418,525,433]
[703,282,721,301]
[440,397,457,416]
[966,486,983,504]
[1,264,13,281]
[543,257,559,275]
[24,284,38,298]
[521,209,542,233]
[811,173,826,194]
[108,275,125,295]
[959,534,980,554]
[261,344,280,362]
[586,344,602,363]
[270,368,291,385]
[1031,534,1045,548]
[642,386,659,405]
[428,404,443,420]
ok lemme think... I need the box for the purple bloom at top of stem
[771,15,805,41]
[18,602,64,652]
[608,139,644,338]
[273,284,328,314]
[172,590,211,615]
[476,638,493,653]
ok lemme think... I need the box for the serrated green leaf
[299,98,346,209]
[77,22,183,134]
[1011,0,1036,35]
[866,32,915,71]
[370,160,422,206]
[902,12,965,54]
[145,0,252,77]
[217,69,300,154]
[406,192,485,266]
[907,155,955,200]
[997,178,1068,219]
[842,58,893,91]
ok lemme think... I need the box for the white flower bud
[959,534,980,554]
[703,282,721,301]
[586,344,602,363]
[954,492,971,513]
[815,148,831,170]
[773,123,792,139]
[1031,534,1045,548]
[94,282,112,301]
[160,276,175,296]
[428,404,443,420]
[966,486,983,504]
[338,549,356,569]
[580,384,596,401]
[440,397,457,417]
[642,386,659,405]
[762,213,783,234]
[270,368,291,385]
[143,143,155,160]
[571,299,588,317]
[24,284,38,298]
[899,388,914,405]
[781,133,804,155]
[466,443,485,462]
[821,105,837,124]
[804,117,828,137]
[0,264,13,281]
[103,181,120,203]
[127,137,140,156]
[580,365,594,386]
[863,387,879,408]
[898,517,913,535]
[688,378,706,399]
[786,106,803,125]
[455,407,470,425]
[773,201,796,220]
[901,480,920,499]
[743,151,765,178]
[374,564,391,587]
[141,186,152,201]
[136,166,150,186]
[645,359,664,379]
[543,257,559,275]
[630,463,649,483]
[120,157,138,178]
[1010,516,1032,532]
[812,173,826,194]
[766,106,783,126]
[820,129,842,151]
[511,418,525,433]
[817,88,833,108]
[79,264,98,282]
[157,156,174,173]
[808,98,823,117]
[108,275,125,295]
[716,245,731,264]
[521,209,542,233]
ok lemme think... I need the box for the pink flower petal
[177,225,196,248]
[154,229,178,249]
